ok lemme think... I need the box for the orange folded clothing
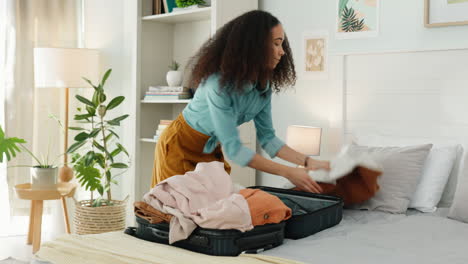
[239,188,292,226]
[134,201,173,224]
[295,166,381,206]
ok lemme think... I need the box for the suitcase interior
[250,186,344,239]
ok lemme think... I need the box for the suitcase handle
[148,226,210,248]
[149,226,170,240]
[236,232,279,253]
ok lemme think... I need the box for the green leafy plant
[0,125,60,168]
[175,0,206,8]
[68,68,130,207]
[340,6,365,32]
[168,60,180,71]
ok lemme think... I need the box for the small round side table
[14,182,77,253]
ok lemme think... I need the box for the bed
[260,47,468,264]
[33,48,468,264]
[262,208,468,263]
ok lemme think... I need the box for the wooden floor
[0,215,58,263]
[0,235,32,262]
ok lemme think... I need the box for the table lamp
[286,125,322,157]
[34,47,100,182]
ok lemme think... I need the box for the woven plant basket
[73,196,128,235]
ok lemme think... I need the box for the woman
[152,10,330,192]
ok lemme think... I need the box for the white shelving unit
[141,99,191,104]
[131,0,258,202]
[142,7,211,23]
[140,138,157,143]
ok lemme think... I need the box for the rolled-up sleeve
[205,80,256,167]
[254,94,285,158]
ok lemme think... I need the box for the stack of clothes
[135,161,292,244]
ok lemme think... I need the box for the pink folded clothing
[143,161,253,244]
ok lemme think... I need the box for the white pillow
[348,143,432,213]
[409,145,458,212]
[448,164,468,223]
[353,133,460,212]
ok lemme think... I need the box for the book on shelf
[153,119,174,141]
[153,0,162,15]
[159,119,173,125]
[144,95,180,101]
[148,86,183,92]
[162,0,177,13]
[144,85,192,101]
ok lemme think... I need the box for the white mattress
[261,208,468,264]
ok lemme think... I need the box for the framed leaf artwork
[336,0,380,39]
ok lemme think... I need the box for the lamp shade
[286,125,322,156]
[34,47,100,88]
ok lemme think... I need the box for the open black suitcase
[125,217,285,256]
[250,186,343,239]
[125,187,343,256]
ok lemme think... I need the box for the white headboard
[341,48,468,140]
[335,48,468,206]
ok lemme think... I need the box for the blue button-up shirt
[182,73,285,167]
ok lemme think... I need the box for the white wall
[257,0,468,186]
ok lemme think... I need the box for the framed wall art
[425,0,468,27]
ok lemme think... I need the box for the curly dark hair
[188,10,296,94]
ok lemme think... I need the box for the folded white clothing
[284,145,382,188]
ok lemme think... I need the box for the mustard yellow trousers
[151,114,231,187]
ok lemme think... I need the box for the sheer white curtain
[1,0,80,237]
[0,0,15,233]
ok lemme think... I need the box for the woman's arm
[247,153,322,193]
[276,144,330,170]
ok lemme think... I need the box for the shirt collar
[244,81,271,94]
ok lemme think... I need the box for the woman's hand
[306,157,330,171]
[285,167,323,193]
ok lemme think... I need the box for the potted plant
[175,0,206,8]
[166,60,183,87]
[0,125,62,189]
[67,68,131,234]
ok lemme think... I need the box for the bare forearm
[276,145,308,166]
[247,153,291,177]
[247,152,323,193]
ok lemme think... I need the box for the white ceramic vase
[31,167,58,190]
[166,70,183,87]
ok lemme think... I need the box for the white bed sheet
[261,208,468,264]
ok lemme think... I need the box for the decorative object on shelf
[424,0,468,27]
[67,68,131,234]
[163,0,177,13]
[34,47,101,183]
[286,125,322,156]
[336,0,380,39]
[302,31,329,80]
[166,60,183,87]
[0,125,62,190]
[173,0,209,12]
[176,0,206,7]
